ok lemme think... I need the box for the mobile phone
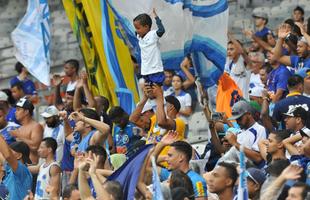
[211,112,223,121]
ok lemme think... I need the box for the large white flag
[11,0,51,86]
[108,0,228,88]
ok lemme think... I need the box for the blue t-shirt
[273,95,310,128]
[3,161,32,200]
[187,170,208,198]
[267,65,292,95]
[255,27,272,38]
[290,56,310,70]
[10,77,37,95]
[6,108,18,125]
[113,122,140,155]
[0,122,19,144]
[61,139,74,171]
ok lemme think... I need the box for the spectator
[0,105,19,145]
[219,101,267,167]
[70,108,110,155]
[259,65,272,86]
[10,98,43,164]
[273,75,310,129]
[62,184,80,200]
[108,106,141,155]
[171,74,192,137]
[29,138,61,199]
[0,91,18,124]
[274,24,310,70]
[266,50,292,102]
[41,105,65,163]
[0,138,32,200]
[247,167,266,200]
[163,70,175,97]
[248,52,265,89]
[207,162,238,200]
[252,11,275,46]
[152,133,208,200]
[224,40,251,100]
[64,59,80,93]
[10,82,25,102]
[258,130,290,164]
[293,6,305,23]
[10,62,37,102]
[297,64,310,98]
[287,182,310,200]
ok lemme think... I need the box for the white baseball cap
[249,87,264,97]
[0,91,8,101]
[41,105,59,118]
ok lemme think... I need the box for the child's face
[134,20,149,38]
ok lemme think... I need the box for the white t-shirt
[237,122,267,151]
[43,123,65,163]
[224,56,251,100]
[66,81,77,92]
[138,30,163,75]
[174,91,192,124]
[249,72,265,89]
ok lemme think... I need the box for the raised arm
[0,135,18,171]
[153,85,176,130]
[153,9,165,37]
[73,78,84,111]
[81,71,96,109]
[244,29,273,52]
[282,133,302,156]
[273,25,291,66]
[295,22,310,45]
[129,85,150,128]
[53,75,64,108]
[180,57,195,89]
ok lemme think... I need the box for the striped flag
[11,0,51,86]
[237,146,249,200]
[108,0,228,89]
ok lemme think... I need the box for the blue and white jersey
[43,123,65,163]
[187,170,208,198]
[290,55,310,70]
[35,161,60,200]
[237,122,267,152]
[0,122,19,144]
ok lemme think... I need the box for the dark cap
[10,141,32,164]
[15,98,34,112]
[283,106,308,122]
[165,95,181,112]
[247,168,266,185]
[228,100,252,120]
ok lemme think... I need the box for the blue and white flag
[108,144,153,200]
[237,146,249,200]
[108,0,228,88]
[11,0,51,86]
[151,156,164,200]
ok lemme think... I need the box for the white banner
[11,0,51,86]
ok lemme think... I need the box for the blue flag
[11,0,51,86]
[151,156,164,200]
[108,144,153,200]
[237,146,249,200]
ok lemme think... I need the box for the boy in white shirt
[133,9,165,85]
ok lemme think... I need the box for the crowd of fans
[0,3,310,200]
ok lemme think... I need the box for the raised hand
[53,74,63,86]
[69,111,84,122]
[280,164,303,180]
[243,29,254,38]
[87,153,100,175]
[278,24,290,39]
[80,71,88,85]
[161,130,178,145]
[152,8,158,18]
[295,22,306,35]
[58,110,68,120]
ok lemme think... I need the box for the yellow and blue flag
[62,0,139,113]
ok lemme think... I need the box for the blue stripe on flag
[100,0,127,88]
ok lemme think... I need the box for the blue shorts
[143,72,165,86]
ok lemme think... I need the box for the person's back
[187,170,208,198]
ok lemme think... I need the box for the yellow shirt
[146,115,185,167]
